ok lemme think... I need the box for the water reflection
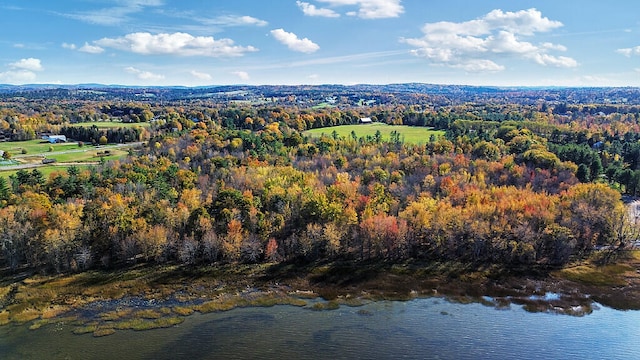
[1,298,639,359]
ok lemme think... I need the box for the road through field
[0,142,143,171]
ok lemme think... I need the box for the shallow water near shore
[1,297,639,360]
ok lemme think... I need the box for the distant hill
[0,83,639,106]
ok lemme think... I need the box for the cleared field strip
[304,123,444,144]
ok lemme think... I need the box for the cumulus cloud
[316,0,403,19]
[124,66,165,81]
[0,70,37,83]
[190,70,212,80]
[0,58,43,84]
[402,8,577,72]
[270,28,320,53]
[530,53,578,68]
[232,71,250,81]
[617,46,640,57]
[297,1,340,18]
[482,8,562,35]
[62,43,77,50]
[94,32,258,57]
[10,58,43,71]
[79,42,105,54]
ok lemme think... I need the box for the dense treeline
[3,88,640,274]
[58,125,146,144]
[2,97,638,275]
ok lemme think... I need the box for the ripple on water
[1,298,640,360]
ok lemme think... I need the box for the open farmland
[68,121,151,129]
[304,123,445,144]
[0,140,136,179]
[0,148,128,179]
[0,139,80,155]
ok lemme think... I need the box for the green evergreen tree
[0,176,10,203]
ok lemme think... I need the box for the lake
[1,297,639,359]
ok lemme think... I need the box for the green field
[0,149,127,179]
[304,123,444,144]
[69,121,151,129]
[44,148,129,163]
[311,102,336,110]
[0,139,81,155]
[0,140,135,159]
[0,164,94,180]
[0,139,134,180]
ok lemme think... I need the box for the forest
[1,85,640,274]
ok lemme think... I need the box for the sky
[1,0,640,87]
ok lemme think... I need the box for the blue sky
[1,0,639,86]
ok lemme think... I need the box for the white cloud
[232,71,250,81]
[316,0,403,19]
[0,70,37,84]
[530,53,578,68]
[456,59,504,72]
[190,70,212,80]
[208,15,268,27]
[94,32,258,57]
[124,66,165,81]
[297,1,340,18]
[9,58,43,71]
[402,8,577,72]
[270,28,320,53]
[487,31,538,54]
[0,58,43,84]
[79,42,105,54]
[617,46,640,57]
[541,42,567,51]
[482,8,562,35]
[62,43,77,50]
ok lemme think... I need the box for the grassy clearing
[47,148,128,163]
[68,121,150,129]
[304,123,445,145]
[0,139,81,155]
[0,147,129,180]
[311,102,336,110]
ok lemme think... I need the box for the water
[1,298,639,359]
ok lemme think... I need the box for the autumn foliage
[0,96,638,273]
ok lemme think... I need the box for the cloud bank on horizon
[1,0,639,86]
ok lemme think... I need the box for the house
[359,117,373,124]
[42,135,67,143]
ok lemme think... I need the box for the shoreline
[1,254,640,336]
